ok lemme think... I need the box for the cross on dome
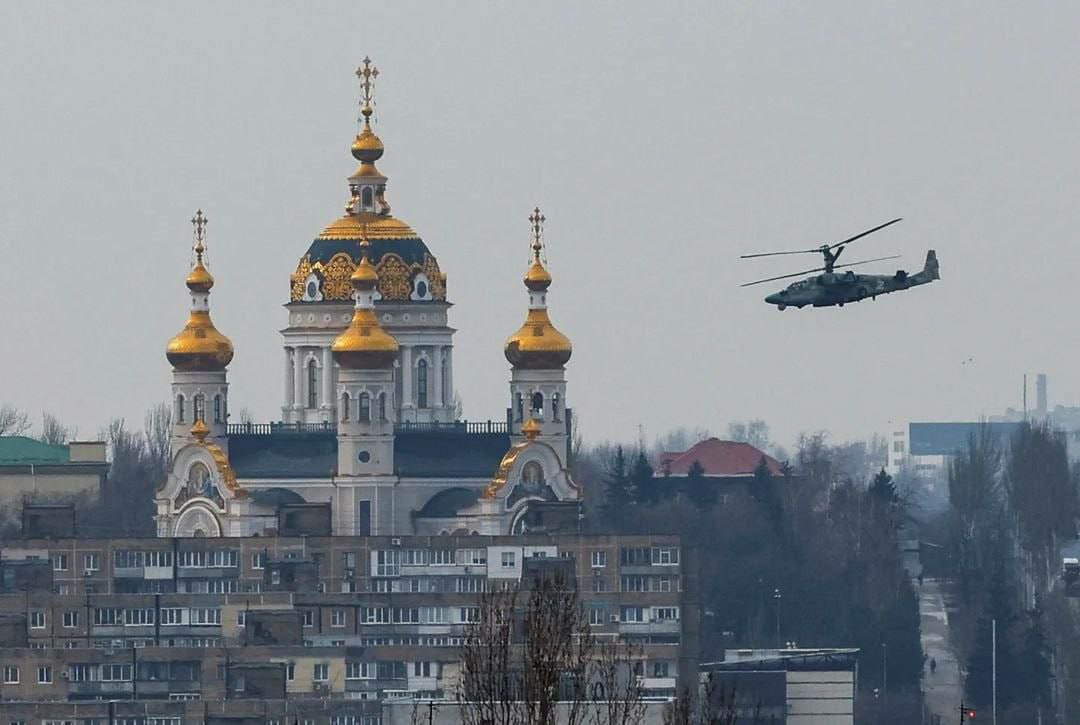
[356,56,379,123]
[190,209,208,260]
[529,206,546,262]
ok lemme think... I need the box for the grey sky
[1,1,1076,450]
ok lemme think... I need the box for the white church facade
[155,61,579,539]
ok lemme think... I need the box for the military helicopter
[741,218,940,310]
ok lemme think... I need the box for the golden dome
[331,237,400,369]
[351,125,384,163]
[524,260,552,291]
[167,311,235,372]
[504,309,572,369]
[186,261,214,293]
[522,417,541,440]
[191,419,209,442]
[318,212,418,241]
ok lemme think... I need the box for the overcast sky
[1,1,1078,450]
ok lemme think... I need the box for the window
[456,577,485,593]
[189,608,221,625]
[213,394,223,423]
[416,358,428,408]
[236,611,246,627]
[3,665,18,683]
[63,611,78,628]
[375,550,400,577]
[313,663,329,682]
[358,392,371,422]
[53,553,68,571]
[362,607,390,624]
[552,392,561,421]
[252,552,265,569]
[332,609,346,627]
[84,553,99,572]
[30,610,46,629]
[458,607,481,623]
[102,664,132,681]
[591,578,608,593]
[531,391,543,416]
[431,549,455,565]
[160,608,184,625]
[501,551,516,568]
[193,394,205,423]
[591,551,607,568]
[414,661,432,678]
[341,392,350,421]
[653,662,670,678]
[441,355,450,406]
[361,186,374,210]
[302,610,315,627]
[379,392,387,421]
[589,608,605,626]
[307,360,319,409]
[621,607,645,623]
[126,608,155,626]
[346,661,373,680]
[286,661,295,681]
[651,547,680,565]
[37,665,52,684]
[458,548,487,565]
[94,608,122,626]
[402,549,428,566]
[654,607,680,621]
[420,607,447,624]
[176,394,185,423]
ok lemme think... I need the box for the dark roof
[229,434,338,479]
[249,487,307,507]
[305,237,433,268]
[229,431,510,480]
[415,487,481,518]
[660,438,783,476]
[909,422,1023,456]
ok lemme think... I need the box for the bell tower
[504,208,572,457]
[165,210,234,453]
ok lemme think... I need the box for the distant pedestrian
[930,657,937,674]
[918,572,924,586]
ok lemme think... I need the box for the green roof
[0,436,70,465]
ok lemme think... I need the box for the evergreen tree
[869,467,898,504]
[601,446,631,524]
[630,449,658,505]
[966,565,1017,709]
[1017,607,1052,710]
[683,459,716,508]
[750,456,782,526]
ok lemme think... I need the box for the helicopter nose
[765,293,782,305]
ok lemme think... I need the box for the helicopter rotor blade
[741,266,827,287]
[740,255,902,288]
[829,218,902,250]
[831,255,901,270]
[740,248,822,259]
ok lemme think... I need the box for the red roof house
[659,438,784,477]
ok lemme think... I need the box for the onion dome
[332,230,400,369]
[166,210,235,372]
[289,59,448,305]
[504,208,573,369]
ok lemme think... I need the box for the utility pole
[992,618,997,725]
[773,588,781,648]
[883,642,888,704]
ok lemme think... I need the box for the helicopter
[741,218,940,310]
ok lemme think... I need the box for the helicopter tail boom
[916,249,939,282]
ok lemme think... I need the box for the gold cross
[191,209,208,259]
[529,207,545,260]
[356,56,379,121]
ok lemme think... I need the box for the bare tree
[589,638,646,725]
[39,412,74,445]
[143,402,172,480]
[0,404,30,436]
[662,677,745,725]
[458,585,520,725]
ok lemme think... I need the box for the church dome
[331,239,400,370]
[504,208,572,370]
[167,211,234,372]
[290,59,447,305]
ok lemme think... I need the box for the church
[155,60,580,538]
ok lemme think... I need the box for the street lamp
[773,588,781,647]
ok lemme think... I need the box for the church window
[358,392,371,422]
[441,355,450,406]
[341,393,350,421]
[416,359,428,409]
[361,187,374,210]
[551,392,560,421]
[307,360,318,409]
[193,395,205,423]
[176,395,185,423]
[531,392,544,418]
[213,395,223,423]
[378,392,387,421]
[416,279,428,298]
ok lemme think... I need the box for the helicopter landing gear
[777,304,786,311]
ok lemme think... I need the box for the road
[919,578,962,724]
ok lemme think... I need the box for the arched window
[213,395,223,423]
[307,360,319,409]
[358,392,371,422]
[531,392,544,418]
[515,393,524,422]
[341,392,350,422]
[416,359,428,409]
[176,395,185,424]
[441,355,450,406]
[193,394,205,423]
[551,392,561,422]
[379,392,387,421]
[361,187,374,210]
